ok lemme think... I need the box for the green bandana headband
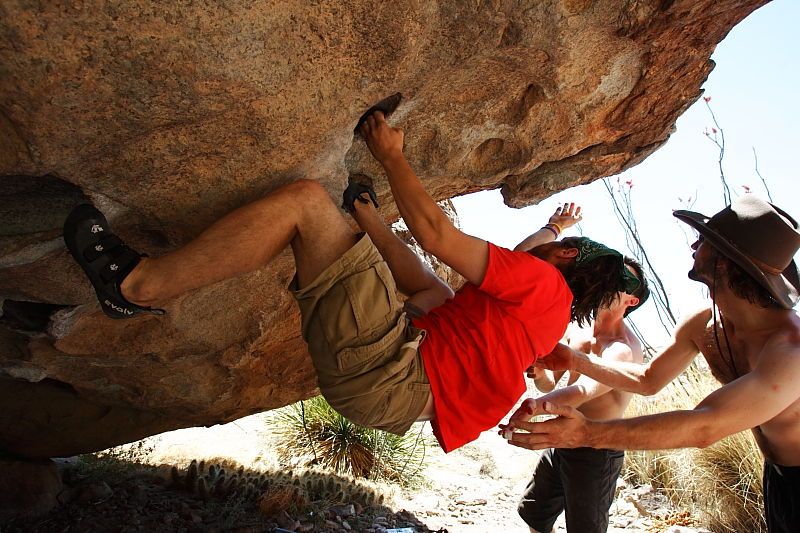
[574,237,621,265]
[573,237,642,295]
[621,266,643,296]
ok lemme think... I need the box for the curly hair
[558,237,627,326]
[709,248,782,309]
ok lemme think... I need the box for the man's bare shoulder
[618,323,644,362]
[676,305,713,338]
[761,310,800,361]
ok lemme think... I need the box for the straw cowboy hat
[673,195,800,309]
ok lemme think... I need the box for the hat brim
[673,209,800,309]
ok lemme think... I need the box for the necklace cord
[712,257,739,379]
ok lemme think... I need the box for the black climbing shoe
[342,182,379,214]
[63,204,165,319]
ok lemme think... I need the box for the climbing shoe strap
[98,247,141,284]
[83,234,124,262]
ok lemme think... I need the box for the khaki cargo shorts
[289,233,431,435]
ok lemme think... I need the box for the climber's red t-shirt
[412,243,572,453]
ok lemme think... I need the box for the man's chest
[568,328,604,357]
[698,326,759,383]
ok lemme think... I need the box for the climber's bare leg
[350,195,454,315]
[121,179,358,306]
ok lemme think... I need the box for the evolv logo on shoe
[104,299,134,315]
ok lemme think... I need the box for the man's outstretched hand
[548,202,583,231]
[500,401,592,450]
[536,342,576,372]
[360,111,405,165]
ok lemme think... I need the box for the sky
[451,0,799,348]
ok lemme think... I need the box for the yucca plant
[268,396,428,486]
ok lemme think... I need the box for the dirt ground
[3,389,709,533]
[146,382,702,533]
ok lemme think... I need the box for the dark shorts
[289,234,431,435]
[518,447,624,533]
[764,461,800,533]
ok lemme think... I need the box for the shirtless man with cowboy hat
[503,195,800,532]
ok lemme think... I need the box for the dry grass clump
[692,430,763,532]
[257,485,308,516]
[623,361,766,533]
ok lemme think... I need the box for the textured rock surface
[0,459,63,520]
[0,0,766,459]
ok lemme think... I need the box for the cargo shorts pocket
[345,393,392,430]
[341,261,398,332]
[316,262,397,352]
[336,316,407,374]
